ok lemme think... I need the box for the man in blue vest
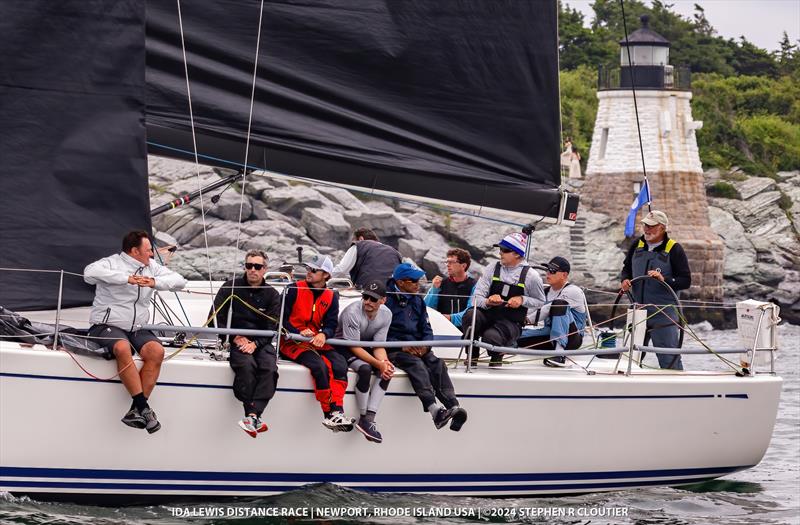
[620,211,691,370]
[332,228,402,289]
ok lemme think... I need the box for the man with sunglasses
[211,250,281,437]
[518,257,587,367]
[333,279,394,443]
[280,254,354,432]
[620,210,691,370]
[385,263,468,432]
[462,232,545,367]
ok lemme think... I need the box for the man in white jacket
[84,230,186,434]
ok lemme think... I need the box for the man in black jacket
[620,211,691,370]
[212,250,281,437]
[332,228,402,289]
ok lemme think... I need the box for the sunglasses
[244,263,265,270]
[361,294,380,303]
[307,268,325,274]
[498,247,514,254]
[546,268,559,274]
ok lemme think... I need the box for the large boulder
[240,220,307,242]
[300,208,352,248]
[343,208,405,239]
[243,178,275,201]
[262,186,339,217]
[708,206,756,281]
[170,246,248,281]
[191,190,253,222]
[398,238,428,264]
[315,186,367,211]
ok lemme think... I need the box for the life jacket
[487,262,530,325]
[437,276,476,315]
[287,281,334,347]
[631,237,678,308]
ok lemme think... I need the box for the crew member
[461,232,545,367]
[280,254,354,432]
[424,248,476,327]
[84,230,186,434]
[332,228,402,288]
[518,256,587,367]
[212,250,281,437]
[620,210,691,370]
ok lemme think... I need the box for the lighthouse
[582,15,723,301]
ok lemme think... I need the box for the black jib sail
[146,0,577,221]
[0,1,150,310]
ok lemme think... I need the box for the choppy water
[2,325,798,525]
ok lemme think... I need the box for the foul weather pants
[229,343,279,417]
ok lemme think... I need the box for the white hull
[0,283,782,500]
[0,346,782,499]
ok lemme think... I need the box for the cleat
[121,408,146,429]
[449,407,468,432]
[238,416,258,438]
[355,416,383,443]
[433,407,456,429]
[140,407,161,434]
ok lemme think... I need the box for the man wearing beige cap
[620,210,691,370]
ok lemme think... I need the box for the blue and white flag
[624,180,651,237]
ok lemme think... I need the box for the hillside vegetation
[559,0,800,176]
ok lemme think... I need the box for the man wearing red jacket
[280,254,354,432]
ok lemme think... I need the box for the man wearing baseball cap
[280,254,355,432]
[620,210,692,370]
[462,232,545,367]
[385,263,468,432]
[518,256,587,367]
[333,279,395,443]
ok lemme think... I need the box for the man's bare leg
[114,340,142,396]
[138,341,165,399]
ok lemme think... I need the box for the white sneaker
[322,412,355,432]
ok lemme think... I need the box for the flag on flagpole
[625,180,651,237]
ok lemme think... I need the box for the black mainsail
[1,0,575,310]
[146,0,576,220]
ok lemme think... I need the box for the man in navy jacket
[385,263,467,432]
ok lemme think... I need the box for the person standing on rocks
[620,210,691,370]
[280,254,355,432]
[461,232,545,367]
[332,228,402,289]
[423,248,476,328]
[211,250,281,438]
[84,230,187,434]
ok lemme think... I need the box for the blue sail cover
[0,1,149,310]
[146,0,575,219]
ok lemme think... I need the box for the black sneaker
[449,407,468,432]
[355,416,383,443]
[544,356,567,368]
[140,407,161,434]
[489,356,503,367]
[433,407,456,429]
[121,408,146,429]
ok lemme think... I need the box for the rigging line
[146,142,528,228]
[229,0,266,296]
[175,0,216,307]
[619,0,652,212]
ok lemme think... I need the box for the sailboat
[0,0,781,502]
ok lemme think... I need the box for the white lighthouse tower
[582,15,723,300]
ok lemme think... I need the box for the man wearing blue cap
[462,232,545,367]
[384,263,468,432]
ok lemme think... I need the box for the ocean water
[2,325,798,525]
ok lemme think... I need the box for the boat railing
[0,266,779,377]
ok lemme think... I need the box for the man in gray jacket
[84,230,186,433]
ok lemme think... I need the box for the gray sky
[565,0,800,51]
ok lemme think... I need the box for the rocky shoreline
[149,157,799,325]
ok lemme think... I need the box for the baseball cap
[304,254,334,275]
[546,256,571,273]
[641,210,669,227]
[492,232,527,257]
[392,262,425,281]
[361,279,387,300]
